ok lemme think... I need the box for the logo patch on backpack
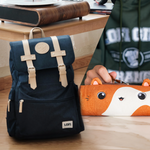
[62,121,73,129]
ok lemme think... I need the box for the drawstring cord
[119,0,123,72]
[119,0,141,72]
[138,0,141,72]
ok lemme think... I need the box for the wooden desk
[0,14,109,41]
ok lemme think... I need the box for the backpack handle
[29,27,45,39]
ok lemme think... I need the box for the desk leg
[23,34,29,40]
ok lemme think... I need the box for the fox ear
[91,78,102,85]
[142,79,150,86]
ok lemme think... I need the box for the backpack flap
[10,35,75,89]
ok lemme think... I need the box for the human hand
[84,65,117,85]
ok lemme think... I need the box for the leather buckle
[58,64,66,75]
[28,66,36,82]
[28,67,36,77]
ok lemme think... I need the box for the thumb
[109,71,117,81]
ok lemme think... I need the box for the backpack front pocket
[15,96,81,139]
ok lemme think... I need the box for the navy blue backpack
[6,31,84,139]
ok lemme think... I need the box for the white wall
[71,29,103,58]
[0,40,10,78]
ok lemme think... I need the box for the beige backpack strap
[21,40,37,89]
[29,27,45,39]
[50,36,68,87]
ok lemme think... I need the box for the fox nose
[119,97,124,101]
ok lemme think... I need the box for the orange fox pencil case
[79,78,150,116]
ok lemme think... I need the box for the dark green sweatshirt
[86,0,150,85]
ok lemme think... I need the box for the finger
[84,69,102,85]
[109,71,117,80]
[84,76,92,85]
[95,66,112,83]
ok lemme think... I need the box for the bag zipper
[19,100,24,113]
[7,99,11,112]
[18,96,74,113]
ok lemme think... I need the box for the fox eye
[97,92,106,99]
[138,92,146,100]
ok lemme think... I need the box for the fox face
[79,78,150,116]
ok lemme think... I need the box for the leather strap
[21,54,36,61]
[51,36,68,87]
[21,40,37,89]
[7,99,11,112]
